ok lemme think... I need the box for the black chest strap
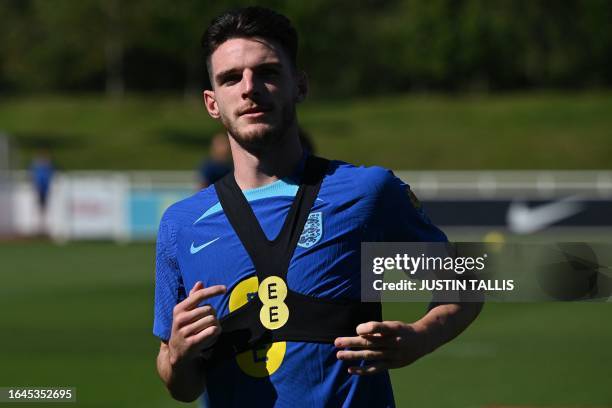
[205,155,381,362]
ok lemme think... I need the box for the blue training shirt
[153,159,447,407]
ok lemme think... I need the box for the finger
[174,304,216,328]
[356,321,403,336]
[180,284,226,311]
[180,315,218,337]
[190,324,221,347]
[334,335,392,349]
[348,362,390,376]
[189,281,204,296]
[336,349,386,361]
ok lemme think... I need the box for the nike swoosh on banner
[507,196,584,234]
[190,237,220,254]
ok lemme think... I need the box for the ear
[295,70,308,103]
[203,90,220,119]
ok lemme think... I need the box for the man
[198,133,233,189]
[154,6,482,407]
[30,149,55,235]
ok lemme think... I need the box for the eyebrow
[215,62,284,84]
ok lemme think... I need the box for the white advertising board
[55,174,128,241]
[12,174,129,241]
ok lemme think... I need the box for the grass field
[2,240,611,407]
[2,92,612,170]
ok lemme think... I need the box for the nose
[241,69,259,99]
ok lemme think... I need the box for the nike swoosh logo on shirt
[190,237,220,254]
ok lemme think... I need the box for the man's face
[203,37,305,150]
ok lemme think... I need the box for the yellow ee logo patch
[228,276,286,377]
[258,276,289,330]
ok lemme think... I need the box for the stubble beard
[222,103,296,153]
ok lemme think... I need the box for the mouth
[240,105,272,118]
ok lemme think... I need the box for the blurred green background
[2,1,612,407]
[1,0,612,170]
[2,0,612,96]
[2,92,612,170]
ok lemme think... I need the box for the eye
[221,74,241,86]
[258,67,280,78]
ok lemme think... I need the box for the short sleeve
[368,168,447,243]
[361,168,449,311]
[153,216,185,342]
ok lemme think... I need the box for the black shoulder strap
[215,155,329,280]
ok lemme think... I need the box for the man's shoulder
[325,159,396,195]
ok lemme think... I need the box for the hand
[334,320,430,376]
[168,281,226,366]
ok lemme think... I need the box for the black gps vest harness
[204,155,381,363]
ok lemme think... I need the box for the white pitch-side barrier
[3,170,612,242]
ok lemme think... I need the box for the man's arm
[335,302,483,375]
[156,281,226,401]
[414,301,483,353]
[157,341,208,402]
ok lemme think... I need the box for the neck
[228,124,304,190]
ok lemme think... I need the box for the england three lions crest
[298,212,323,249]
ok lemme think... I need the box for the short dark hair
[201,6,298,74]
